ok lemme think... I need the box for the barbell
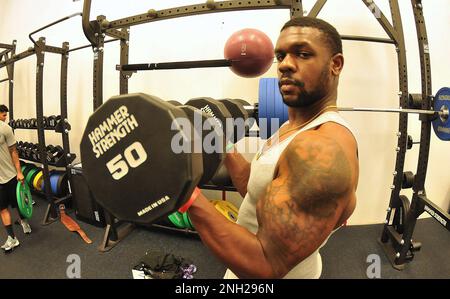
[80,83,449,225]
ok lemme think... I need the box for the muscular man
[0,105,32,252]
[186,17,359,278]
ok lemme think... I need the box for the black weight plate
[185,97,233,143]
[80,93,203,224]
[219,98,249,142]
[178,105,225,185]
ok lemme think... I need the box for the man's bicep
[256,178,342,277]
[255,133,353,277]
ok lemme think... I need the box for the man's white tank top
[224,111,357,279]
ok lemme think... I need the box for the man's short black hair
[0,105,8,113]
[281,17,343,55]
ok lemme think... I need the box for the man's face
[275,26,335,108]
[0,112,7,122]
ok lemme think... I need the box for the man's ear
[330,53,344,76]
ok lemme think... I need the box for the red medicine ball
[224,28,274,78]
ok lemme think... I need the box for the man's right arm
[224,150,250,197]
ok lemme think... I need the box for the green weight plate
[25,167,39,187]
[168,211,186,229]
[182,212,194,230]
[22,164,35,177]
[16,182,33,219]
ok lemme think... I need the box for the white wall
[0,0,449,225]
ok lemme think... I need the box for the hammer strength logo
[366,0,382,19]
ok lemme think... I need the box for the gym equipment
[69,164,106,227]
[258,78,288,138]
[16,181,33,219]
[256,78,450,141]
[219,98,250,142]
[432,87,450,141]
[209,164,232,187]
[31,144,40,161]
[392,195,410,235]
[80,93,203,225]
[177,104,225,186]
[25,166,40,188]
[29,118,37,128]
[211,200,238,223]
[22,163,35,178]
[167,100,182,106]
[117,28,274,79]
[47,145,64,163]
[402,172,415,189]
[185,97,233,141]
[49,171,69,197]
[224,28,274,78]
[47,115,57,128]
[406,135,420,149]
[33,170,44,191]
[168,211,187,229]
[182,212,194,230]
[167,211,194,230]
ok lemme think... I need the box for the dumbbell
[17,141,24,157]
[167,100,182,106]
[47,115,58,128]
[47,145,64,163]
[22,142,32,159]
[166,99,231,185]
[31,144,41,161]
[45,145,55,162]
[29,118,37,128]
[80,93,279,225]
[80,93,241,225]
[218,98,253,139]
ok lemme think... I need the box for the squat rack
[80,0,447,269]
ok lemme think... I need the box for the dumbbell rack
[0,37,76,225]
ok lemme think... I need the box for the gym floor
[0,195,449,279]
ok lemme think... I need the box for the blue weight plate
[432,87,450,141]
[50,171,63,195]
[273,78,284,132]
[258,78,268,139]
[267,78,276,137]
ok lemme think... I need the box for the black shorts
[0,177,18,210]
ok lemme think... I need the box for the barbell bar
[337,106,448,121]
